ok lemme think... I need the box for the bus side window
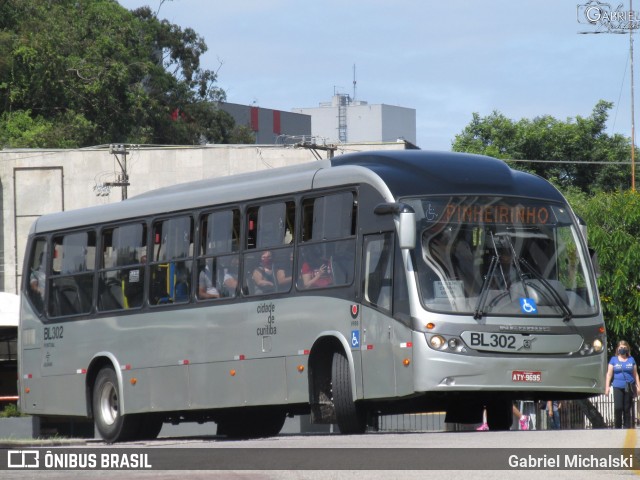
[363,233,394,312]
[244,201,295,296]
[301,192,355,242]
[26,238,47,315]
[247,201,295,250]
[150,216,193,306]
[98,223,147,311]
[392,240,411,323]
[198,209,240,300]
[48,231,95,317]
[297,192,356,290]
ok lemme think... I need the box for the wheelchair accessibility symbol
[519,298,538,315]
[426,203,437,221]
[351,330,360,348]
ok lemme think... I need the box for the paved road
[2,427,638,480]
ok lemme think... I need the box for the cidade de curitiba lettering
[256,302,277,336]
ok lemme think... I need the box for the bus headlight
[593,339,603,352]
[429,335,446,350]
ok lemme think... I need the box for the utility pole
[106,144,130,200]
[631,0,636,191]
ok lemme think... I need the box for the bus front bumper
[411,330,606,395]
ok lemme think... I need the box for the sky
[118,0,640,152]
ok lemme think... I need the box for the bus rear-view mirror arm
[374,202,416,250]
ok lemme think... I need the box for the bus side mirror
[398,211,416,249]
[374,203,416,250]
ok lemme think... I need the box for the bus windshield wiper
[474,255,497,320]
[518,257,573,322]
[497,233,530,297]
[475,231,511,320]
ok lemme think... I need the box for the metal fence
[377,393,629,432]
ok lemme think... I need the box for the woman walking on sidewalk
[605,340,640,429]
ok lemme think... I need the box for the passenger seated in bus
[173,263,191,303]
[29,252,46,304]
[276,250,293,290]
[123,254,145,308]
[252,250,276,294]
[300,253,333,289]
[222,257,239,297]
[198,263,220,299]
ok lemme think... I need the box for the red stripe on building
[273,110,281,135]
[250,107,259,132]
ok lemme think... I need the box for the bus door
[359,233,406,398]
[360,233,414,399]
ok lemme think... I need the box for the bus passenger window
[98,223,147,311]
[151,216,194,306]
[26,238,47,315]
[243,202,295,296]
[301,192,356,242]
[48,231,95,317]
[247,201,295,249]
[297,191,356,290]
[275,248,294,292]
[197,209,240,300]
[363,233,394,311]
[297,240,355,290]
[245,248,294,295]
[244,250,276,295]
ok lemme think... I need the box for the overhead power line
[504,159,635,165]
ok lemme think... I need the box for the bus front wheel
[133,414,164,440]
[92,366,139,442]
[331,350,366,434]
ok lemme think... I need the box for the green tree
[565,189,640,355]
[0,0,232,147]
[452,101,633,193]
[229,123,256,144]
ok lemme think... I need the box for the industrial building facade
[218,97,417,147]
[217,102,311,144]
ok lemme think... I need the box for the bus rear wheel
[92,366,139,442]
[331,350,366,434]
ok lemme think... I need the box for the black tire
[132,413,164,441]
[331,350,366,434]
[252,412,286,437]
[486,398,513,431]
[92,366,139,443]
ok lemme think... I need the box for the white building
[293,94,417,146]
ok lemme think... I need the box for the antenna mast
[352,64,357,102]
[632,0,636,191]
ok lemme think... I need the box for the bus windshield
[407,196,598,317]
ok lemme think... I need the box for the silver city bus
[18,150,606,441]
